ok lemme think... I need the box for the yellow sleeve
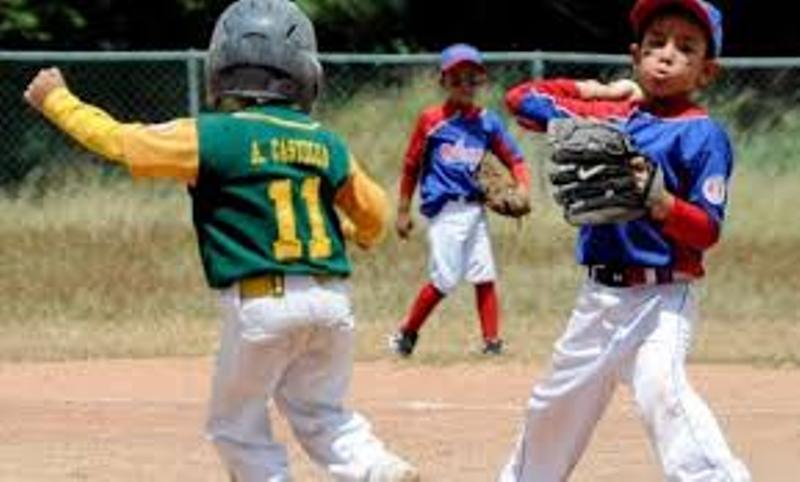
[41,87,199,183]
[334,157,389,249]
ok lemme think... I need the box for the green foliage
[177,0,214,11]
[0,0,85,43]
[0,0,797,55]
[296,0,413,52]
[0,0,412,51]
[297,0,406,18]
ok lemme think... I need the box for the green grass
[1,82,798,364]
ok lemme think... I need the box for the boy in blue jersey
[390,43,531,357]
[500,1,751,481]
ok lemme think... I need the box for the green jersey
[192,105,353,288]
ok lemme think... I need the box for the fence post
[530,50,545,79]
[186,51,201,116]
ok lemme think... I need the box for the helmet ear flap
[296,53,323,112]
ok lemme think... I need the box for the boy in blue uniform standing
[390,43,531,357]
[500,1,751,480]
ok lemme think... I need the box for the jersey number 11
[268,176,332,261]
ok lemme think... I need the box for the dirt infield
[0,358,797,481]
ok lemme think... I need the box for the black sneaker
[482,339,503,355]
[389,331,418,357]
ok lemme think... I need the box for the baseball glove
[546,117,664,226]
[476,156,531,218]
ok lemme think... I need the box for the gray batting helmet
[206,0,322,112]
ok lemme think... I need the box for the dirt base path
[0,358,796,481]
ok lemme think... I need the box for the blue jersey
[401,101,526,218]
[506,79,733,276]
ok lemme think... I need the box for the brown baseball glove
[476,156,531,218]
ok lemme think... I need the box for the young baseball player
[22,1,419,481]
[500,1,751,481]
[390,43,531,357]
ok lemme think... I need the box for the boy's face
[631,12,719,100]
[441,63,486,105]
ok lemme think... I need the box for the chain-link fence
[1,51,799,186]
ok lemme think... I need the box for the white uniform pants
[500,280,751,482]
[427,200,496,294]
[207,276,400,482]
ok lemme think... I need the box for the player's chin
[639,77,688,99]
[637,85,667,101]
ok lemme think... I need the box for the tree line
[0,0,794,56]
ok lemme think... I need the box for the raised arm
[505,78,640,130]
[24,67,199,183]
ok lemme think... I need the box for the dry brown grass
[0,156,797,364]
[0,173,216,360]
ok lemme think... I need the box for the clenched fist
[23,67,67,112]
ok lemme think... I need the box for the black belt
[587,265,679,288]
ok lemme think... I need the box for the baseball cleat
[482,338,503,355]
[388,330,418,357]
[367,454,421,482]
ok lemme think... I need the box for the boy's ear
[629,43,642,74]
[698,59,720,88]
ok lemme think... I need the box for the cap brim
[441,59,486,74]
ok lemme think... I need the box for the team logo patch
[440,138,485,166]
[702,175,727,205]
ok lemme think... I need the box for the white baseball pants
[500,280,751,482]
[427,200,496,294]
[206,276,407,482]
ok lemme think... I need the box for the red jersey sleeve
[486,112,531,190]
[399,113,429,200]
[505,78,635,130]
[661,198,720,250]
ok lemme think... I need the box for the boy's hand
[24,67,66,112]
[605,79,644,101]
[577,79,644,102]
[630,156,673,220]
[395,210,414,239]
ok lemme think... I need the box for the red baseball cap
[629,0,723,57]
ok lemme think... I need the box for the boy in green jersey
[23,1,419,480]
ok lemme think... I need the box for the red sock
[401,282,444,333]
[476,282,499,341]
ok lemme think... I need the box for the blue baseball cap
[630,0,723,57]
[440,43,486,74]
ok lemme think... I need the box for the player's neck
[640,94,703,118]
[444,98,480,115]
